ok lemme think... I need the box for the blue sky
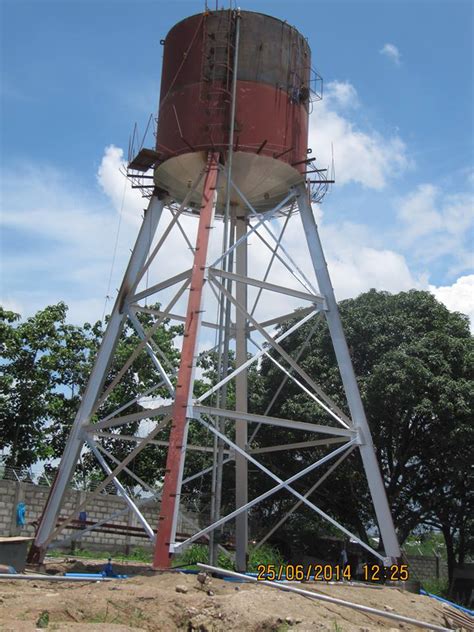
[1,0,473,326]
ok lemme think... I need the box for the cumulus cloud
[325,81,359,109]
[430,275,474,330]
[0,159,140,322]
[310,81,410,189]
[397,183,474,272]
[97,145,145,227]
[380,43,401,66]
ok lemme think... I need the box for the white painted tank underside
[154,151,305,215]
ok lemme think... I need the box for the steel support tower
[29,167,400,568]
[29,9,401,570]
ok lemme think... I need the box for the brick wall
[0,479,202,554]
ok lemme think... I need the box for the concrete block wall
[407,553,448,582]
[0,480,448,579]
[0,478,201,555]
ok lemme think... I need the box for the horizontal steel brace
[128,268,192,304]
[131,305,314,336]
[208,268,326,306]
[93,431,231,455]
[192,406,355,437]
[249,437,349,454]
[249,307,315,332]
[131,305,233,333]
[83,405,173,432]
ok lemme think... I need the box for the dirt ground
[0,558,466,631]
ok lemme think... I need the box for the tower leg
[28,194,165,563]
[153,153,220,569]
[295,184,401,561]
[234,211,248,571]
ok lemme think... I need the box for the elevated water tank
[154,10,312,213]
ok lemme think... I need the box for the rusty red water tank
[154,9,311,214]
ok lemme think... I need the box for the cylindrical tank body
[154,10,311,214]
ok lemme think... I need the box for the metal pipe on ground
[0,573,115,581]
[197,564,452,632]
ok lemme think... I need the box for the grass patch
[422,578,449,598]
[172,542,284,572]
[47,546,152,563]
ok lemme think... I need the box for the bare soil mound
[0,559,462,631]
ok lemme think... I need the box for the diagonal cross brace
[208,273,352,428]
[195,417,382,560]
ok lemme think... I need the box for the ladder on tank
[200,11,235,113]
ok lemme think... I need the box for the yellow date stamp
[256,563,410,582]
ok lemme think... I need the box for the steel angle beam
[248,306,315,332]
[131,305,232,333]
[249,437,349,454]
[129,268,192,304]
[83,405,173,432]
[193,406,355,437]
[127,309,175,396]
[296,184,401,560]
[153,152,220,569]
[28,196,166,562]
[208,267,325,306]
[93,431,231,454]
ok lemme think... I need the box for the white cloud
[398,183,441,239]
[430,275,474,329]
[397,184,474,272]
[380,43,401,66]
[97,145,144,227]
[310,81,410,189]
[0,160,140,322]
[325,81,359,109]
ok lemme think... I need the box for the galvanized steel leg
[234,211,249,571]
[295,183,401,561]
[28,194,165,563]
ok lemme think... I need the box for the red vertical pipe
[153,152,220,569]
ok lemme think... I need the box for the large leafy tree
[255,290,473,582]
[0,302,182,488]
[0,303,93,469]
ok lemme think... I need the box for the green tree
[256,290,473,582]
[0,303,90,469]
[0,302,182,488]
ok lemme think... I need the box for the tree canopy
[255,289,473,579]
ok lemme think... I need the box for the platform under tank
[154,9,311,214]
